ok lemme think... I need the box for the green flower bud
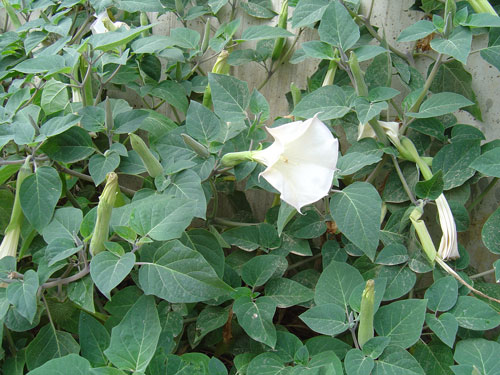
[203,50,230,108]
[467,0,498,15]
[90,172,119,256]
[290,82,302,108]
[220,151,255,167]
[409,205,437,264]
[349,51,368,97]
[322,59,338,87]
[358,279,375,348]
[271,0,289,61]
[129,133,164,178]
[181,134,211,159]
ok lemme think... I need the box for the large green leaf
[454,339,500,375]
[45,238,83,266]
[482,206,500,254]
[330,182,381,260]
[430,27,471,64]
[42,126,95,163]
[344,349,374,375]
[397,20,436,42]
[480,28,500,71]
[40,79,69,115]
[373,345,424,375]
[208,73,250,122]
[150,81,188,114]
[432,140,480,190]
[299,303,348,336]
[26,354,91,375]
[79,312,110,367]
[181,229,225,278]
[7,270,39,323]
[318,1,359,50]
[424,276,458,312]
[233,296,277,348]
[238,25,294,41]
[185,101,222,146]
[241,255,288,287]
[291,0,329,28]
[114,0,164,12]
[164,170,206,219]
[42,207,83,244]
[315,260,364,309]
[449,296,500,330]
[26,324,80,371]
[89,26,153,51]
[374,299,427,349]
[471,147,500,178]
[138,240,233,303]
[425,313,457,348]
[90,252,136,299]
[129,195,196,241]
[89,152,120,186]
[412,341,454,375]
[265,278,314,308]
[246,353,288,375]
[40,114,81,139]
[104,295,160,372]
[292,85,353,121]
[20,166,61,232]
[407,92,473,118]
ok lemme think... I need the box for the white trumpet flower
[435,194,459,260]
[91,11,130,34]
[252,115,339,212]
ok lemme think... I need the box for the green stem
[391,155,417,204]
[213,218,258,227]
[407,54,443,116]
[467,177,498,211]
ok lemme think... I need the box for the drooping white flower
[358,120,400,146]
[91,11,129,34]
[0,226,20,260]
[251,115,339,212]
[435,193,459,260]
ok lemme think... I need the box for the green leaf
[315,260,364,309]
[373,345,424,375]
[338,152,382,176]
[375,244,409,266]
[208,73,250,122]
[463,13,500,27]
[240,1,276,19]
[150,81,188,114]
[330,182,381,260]
[79,312,110,367]
[170,28,201,49]
[449,296,500,330]
[104,295,161,372]
[301,41,335,60]
[287,210,326,239]
[241,255,288,287]
[113,110,149,134]
[7,270,39,323]
[277,201,296,236]
[222,223,280,251]
[41,79,69,115]
[425,313,458,348]
[89,26,153,51]
[424,276,458,312]
[194,305,230,344]
[412,341,454,375]
[138,240,233,303]
[14,55,66,74]
[233,296,277,348]
[181,229,225,278]
[26,324,80,371]
[345,349,374,375]
[291,0,329,28]
[68,276,95,313]
[454,339,500,375]
[42,126,95,163]
[40,114,81,138]
[164,170,206,219]
[292,85,353,121]
[129,195,196,241]
[20,166,61,231]
[415,170,444,200]
[238,25,293,41]
[430,61,482,120]
[430,27,471,64]
[355,98,388,124]
[246,353,287,375]
[45,238,83,266]
[482,207,500,254]
[374,299,427,349]
[299,303,348,336]
[318,1,359,50]
[407,92,474,118]
[42,207,82,244]
[432,140,480,190]
[186,101,221,146]
[265,277,314,308]
[26,354,91,375]
[89,152,120,186]
[471,147,500,177]
[397,20,436,42]
[90,252,135,299]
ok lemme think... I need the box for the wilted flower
[91,11,130,34]
[358,120,400,146]
[436,194,459,260]
[0,227,21,260]
[252,115,338,212]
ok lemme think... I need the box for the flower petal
[436,194,459,260]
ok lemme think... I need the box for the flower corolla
[358,120,400,146]
[91,11,129,34]
[252,115,338,212]
[435,194,459,260]
[0,226,20,259]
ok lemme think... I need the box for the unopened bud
[358,279,375,348]
[129,133,164,178]
[181,134,210,159]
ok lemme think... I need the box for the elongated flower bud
[203,50,230,108]
[409,205,437,264]
[358,279,375,348]
[467,0,498,15]
[1,0,21,29]
[181,134,210,159]
[220,151,255,167]
[0,158,32,260]
[322,60,338,87]
[349,52,368,97]
[90,172,118,255]
[290,82,302,108]
[129,133,164,178]
[271,0,289,61]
